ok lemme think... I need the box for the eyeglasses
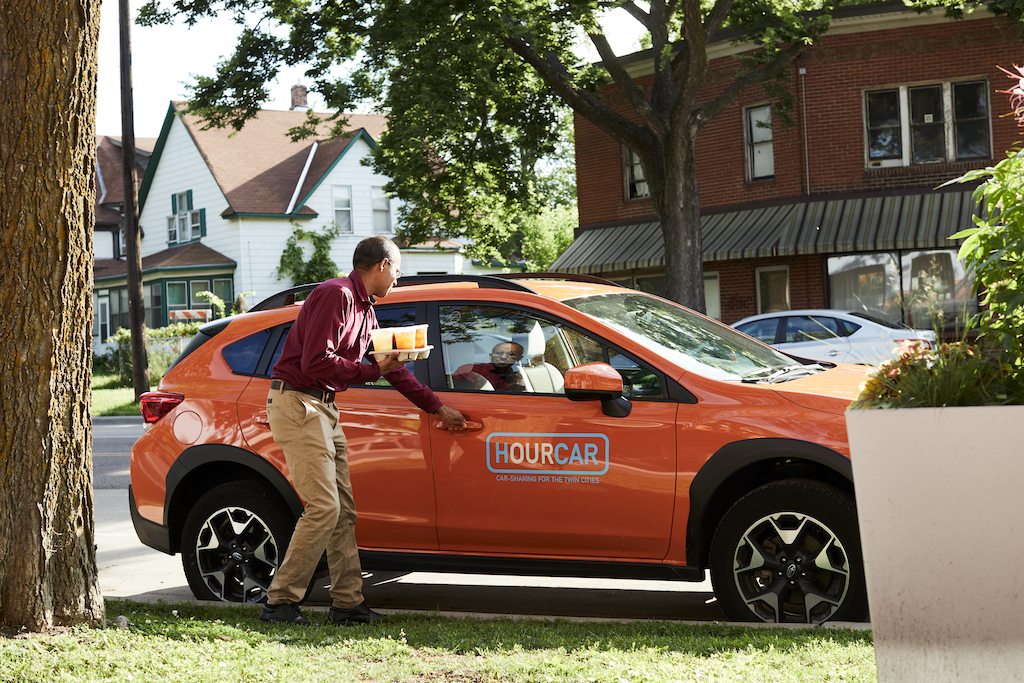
[491,350,523,360]
[383,258,403,278]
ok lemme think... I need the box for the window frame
[623,146,649,200]
[755,265,791,315]
[333,185,353,234]
[864,79,991,169]
[745,104,775,181]
[166,281,188,313]
[372,186,392,233]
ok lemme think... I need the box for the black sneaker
[260,602,313,625]
[328,602,383,626]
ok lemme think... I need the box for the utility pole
[119,0,150,398]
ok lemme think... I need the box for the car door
[236,305,441,552]
[776,315,852,363]
[426,303,677,561]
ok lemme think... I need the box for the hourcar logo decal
[486,433,609,476]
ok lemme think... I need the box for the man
[260,235,466,626]
[453,341,527,392]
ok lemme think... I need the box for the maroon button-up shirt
[271,272,442,414]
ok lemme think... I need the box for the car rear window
[222,328,273,375]
[164,319,231,375]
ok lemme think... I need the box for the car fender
[685,438,853,567]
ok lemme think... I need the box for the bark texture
[0,0,104,630]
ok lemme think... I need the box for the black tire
[181,480,295,603]
[709,478,867,624]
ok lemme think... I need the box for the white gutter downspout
[286,141,318,214]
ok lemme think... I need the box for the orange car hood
[769,365,873,415]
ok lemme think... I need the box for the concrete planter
[846,406,1024,682]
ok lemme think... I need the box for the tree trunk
[0,0,105,630]
[651,133,706,313]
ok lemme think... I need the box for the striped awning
[553,189,980,273]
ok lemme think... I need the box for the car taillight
[894,338,933,351]
[139,392,185,424]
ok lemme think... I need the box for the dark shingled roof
[94,136,157,227]
[94,242,235,282]
[176,105,387,216]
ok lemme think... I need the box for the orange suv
[130,274,869,624]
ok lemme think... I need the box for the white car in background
[732,310,936,366]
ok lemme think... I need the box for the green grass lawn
[0,600,877,682]
[91,372,140,417]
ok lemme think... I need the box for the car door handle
[826,350,841,356]
[251,412,271,428]
[432,419,484,433]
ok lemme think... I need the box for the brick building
[553,2,1021,328]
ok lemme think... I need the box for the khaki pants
[265,385,363,608]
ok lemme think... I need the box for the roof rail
[394,274,536,292]
[249,272,621,313]
[492,272,624,288]
[249,283,320,312]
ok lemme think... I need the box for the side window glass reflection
[439,305,566,394]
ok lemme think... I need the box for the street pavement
[91,416,862,627]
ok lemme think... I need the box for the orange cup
[393,328,416,349]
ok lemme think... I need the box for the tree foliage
[139,0,1024,309]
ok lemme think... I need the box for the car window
[564,292,796,382]
[223,328,272,375]
[784,316,841,343]
[736,319,779,343]
[268,325,290,374]
[608,349,664,398]
[837,319,861,337]
[439,305,566,394]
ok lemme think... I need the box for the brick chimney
[290,84,309,111]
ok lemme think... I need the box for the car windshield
[563,292,811,382]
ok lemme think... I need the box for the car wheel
[709,478,867,624]
[181,480,295,603]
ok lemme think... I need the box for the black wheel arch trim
[164,443,304,533]
[685,438,853,568]
[129,484,173,554]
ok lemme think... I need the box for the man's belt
[270,378,336,403]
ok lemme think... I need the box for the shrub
[104,322,200,384]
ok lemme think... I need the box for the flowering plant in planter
[851,66,1024,410]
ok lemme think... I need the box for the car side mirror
[564,363,631,417]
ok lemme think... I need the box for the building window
[333,185,353,233]
[167,281,187,318]
[704,272,721,320]
[213,278,233,315]
[97,295,110,342]
[624,147,649,199]
[866,80,990,168]
[145,283,163,328]
[372,186,391,233]
[756,266,790,314]
[827,250,977,332]
[746,105,774,180]
[166,190,205,244]
[190,280,211,312]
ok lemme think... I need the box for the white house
[93,92,519,349]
